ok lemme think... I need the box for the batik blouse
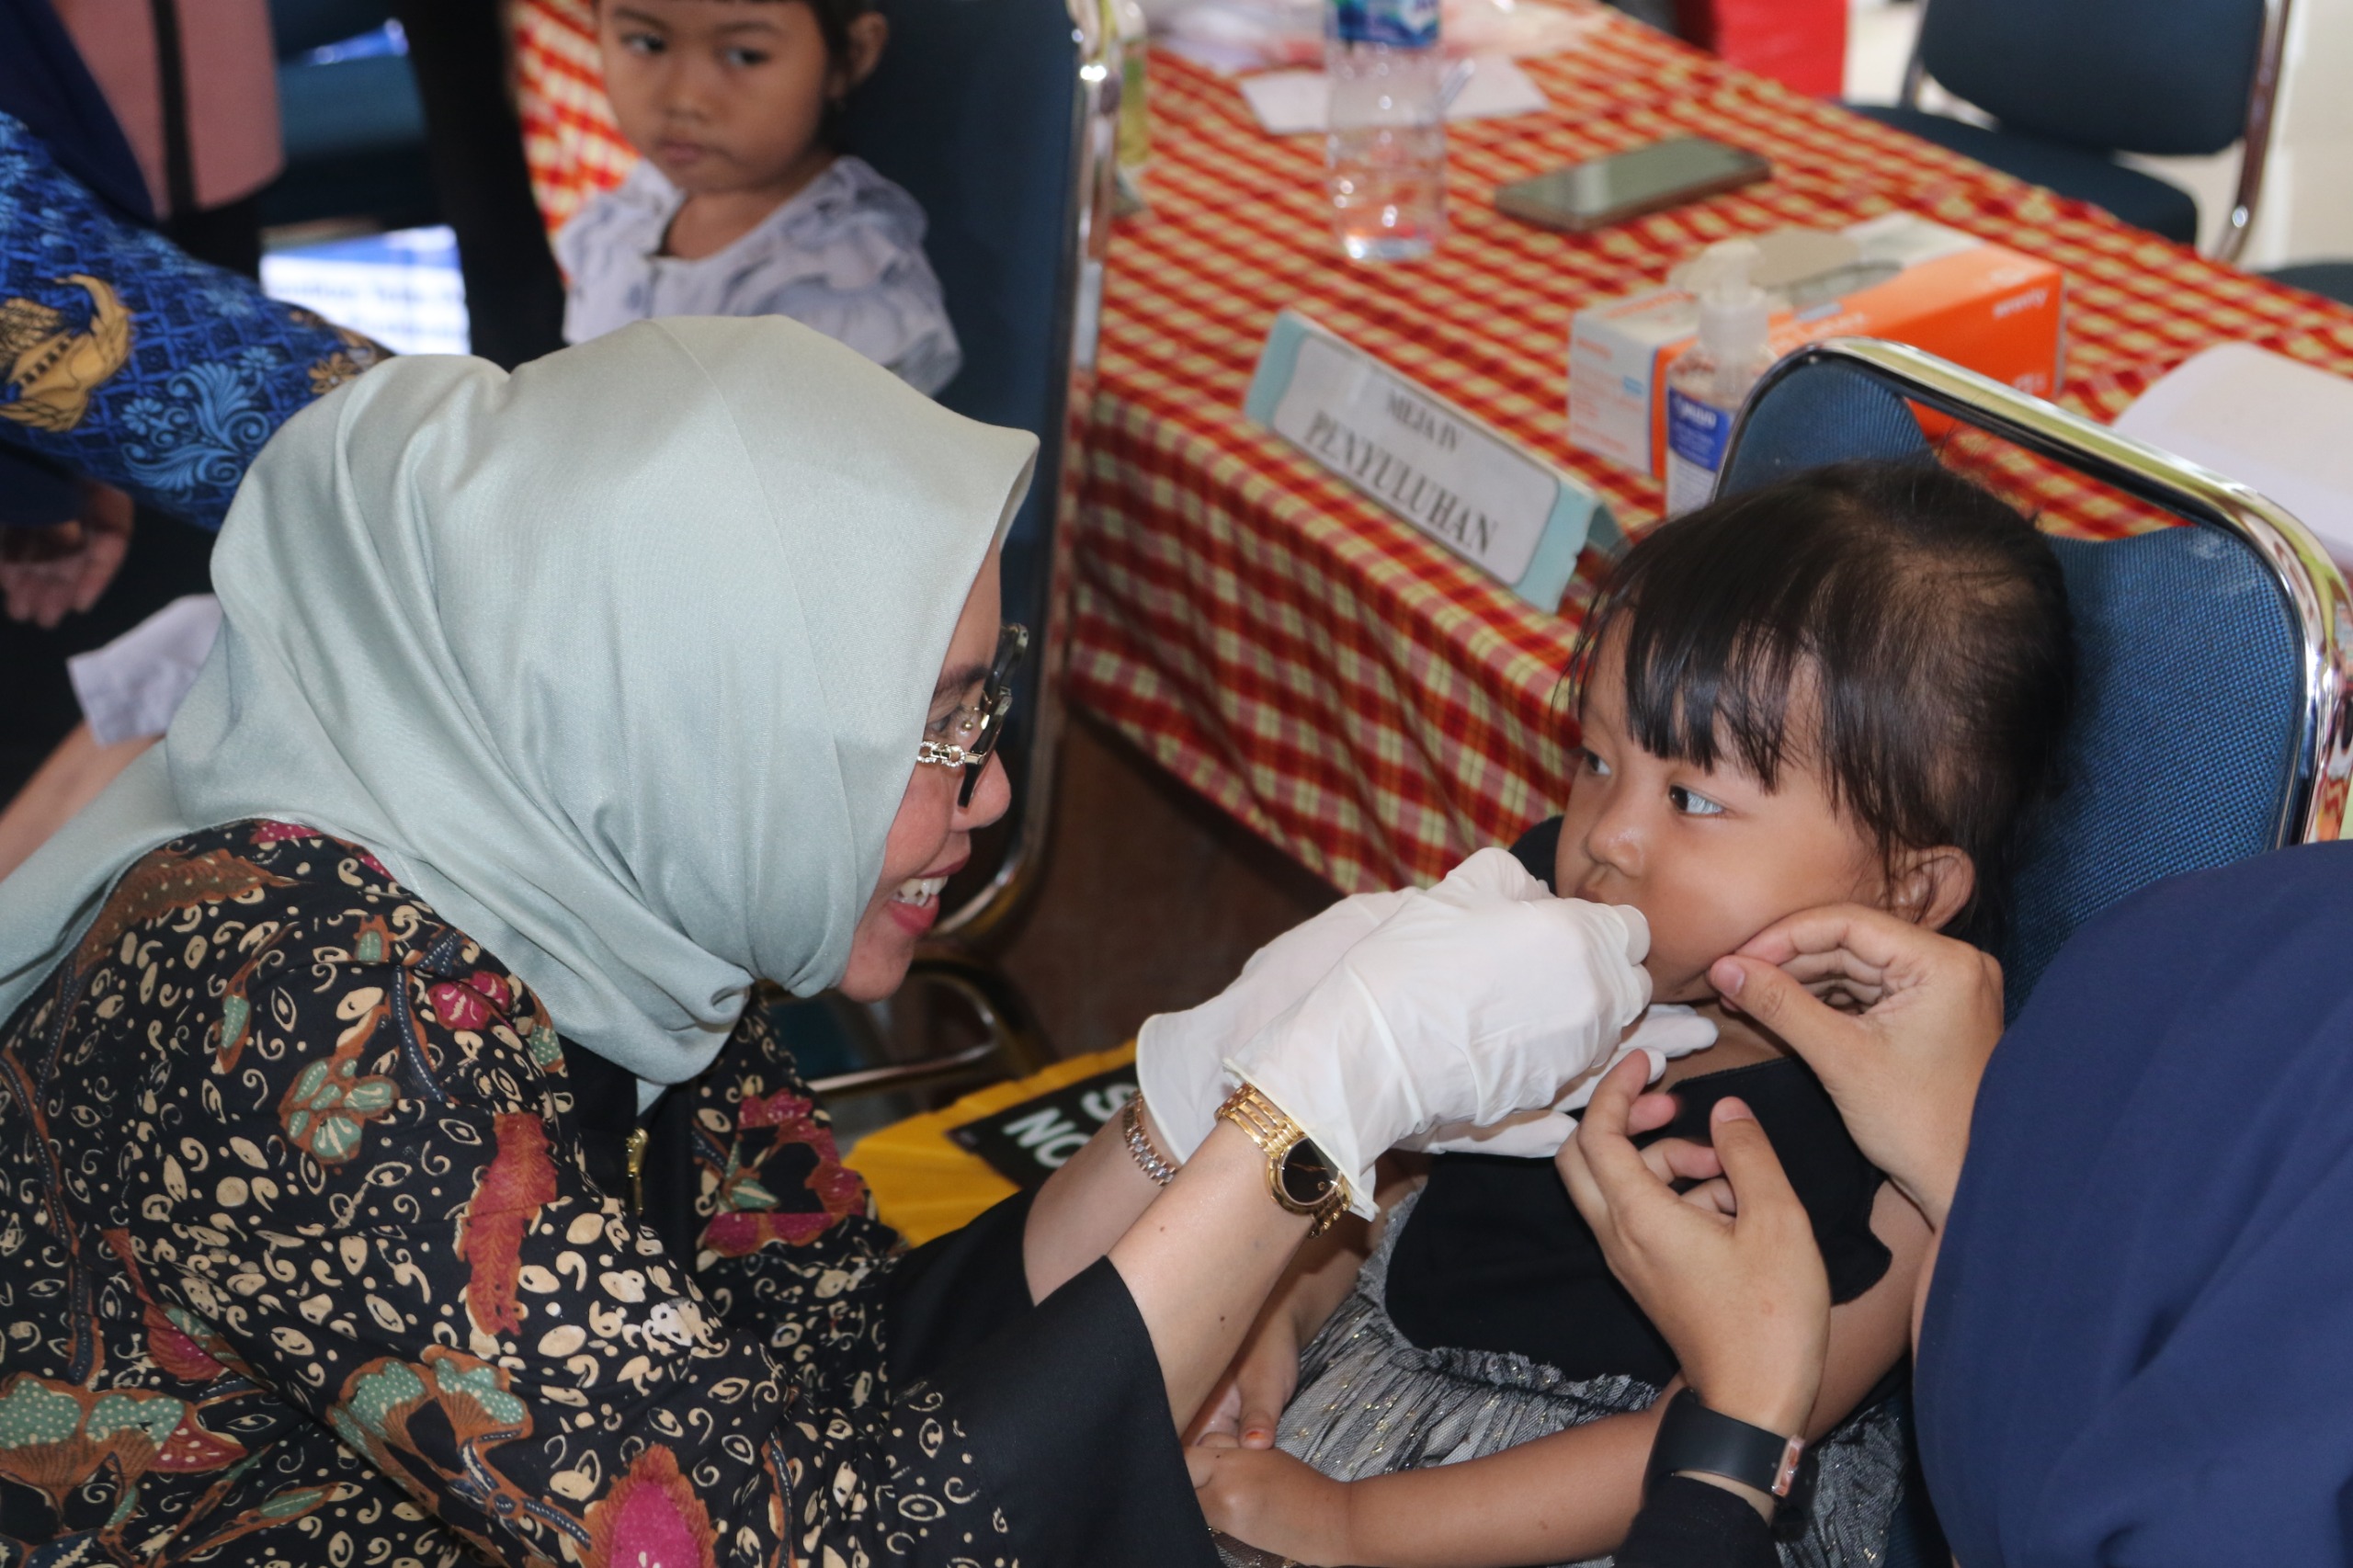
[0,821,1207,1566]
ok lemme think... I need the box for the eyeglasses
[915,623,1030,807]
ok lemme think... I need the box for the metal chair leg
[803,950,1056,1099]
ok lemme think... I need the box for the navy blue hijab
[1918,840,2353,1564]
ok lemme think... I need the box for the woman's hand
[0,482,132,627]
[1233,847,1653,1217]
[1188,1445,1354,1566]
[1709,904,2003,1228]
[1136,889,1408,1161]
[1188,1303,1302,1449]
[1557,1054,1829,1439]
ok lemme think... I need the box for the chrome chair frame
[826,0,1120,1097]
[1721,337,2353,846]
[929,0,1121,947]
[1894,0,2294,263]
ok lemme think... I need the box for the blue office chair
[2267,261,2353,307]
[1849,0,2293,257]
[1717,336,2353,1565]
[1722,337,2350,1012]
[263,0,436,231]
[786,0,1120,1096]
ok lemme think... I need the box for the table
[1068,12,2353,895]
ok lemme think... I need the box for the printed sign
[948,1065,1140,1188]
[1245,310,1618,611]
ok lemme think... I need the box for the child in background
[1188,460,2075,1568]
[558,0,961,394]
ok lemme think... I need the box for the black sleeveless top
[1381,818,1893,1387]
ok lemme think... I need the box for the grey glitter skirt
[1214,1191,1907,1568]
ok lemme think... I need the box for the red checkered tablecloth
[1068,17,2353,894]
[506,2,2353,894]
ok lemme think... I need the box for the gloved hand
[1135,889,1410,1161]
[1229,847,1654,1217]
[1399,1004,1717,1159]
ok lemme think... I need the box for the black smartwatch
[1643,1389,1805,1504]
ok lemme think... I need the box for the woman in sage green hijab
[0,317,1649,1565]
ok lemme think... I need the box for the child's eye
[1667,784,1726,817]
[722,46,771,66]
[621,29,665,54]
[1577,747,1612,779]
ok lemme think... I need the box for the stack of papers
[2113,343,2353,571]
[1158,0,1601,74]
[1239,56,1549,134]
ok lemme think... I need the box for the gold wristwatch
[1216,1084,1350,1237]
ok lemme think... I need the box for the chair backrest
[1719,340,2349,1017]
[842,0,1114,940]
[1914,0,2268,157]
[267,0,397,59]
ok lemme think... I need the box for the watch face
[1279,1142,1338,1208]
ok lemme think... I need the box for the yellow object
[623,1126,649,1214]
[0,275,131,433]
[847,1041,1137,1244]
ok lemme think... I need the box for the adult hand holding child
[1709,903,2005,1229]
[1558,1052,1831,1467]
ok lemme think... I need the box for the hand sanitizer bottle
[1663,240,1775,517]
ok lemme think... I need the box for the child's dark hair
[795,0,877,91]
[1574,460,2073,945]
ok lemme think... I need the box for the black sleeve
[1617,1476,1782,1568]
[1510,815,1565,890]
[888,1195,1222,1568]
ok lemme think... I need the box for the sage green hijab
[0,317,1036,1085]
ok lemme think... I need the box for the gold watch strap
[1216,1084,1349,1237]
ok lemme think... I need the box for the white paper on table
[1160,0,1601,76]
[1238,56,1546,135]
[2111,343,2353,572]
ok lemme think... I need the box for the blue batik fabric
[0,110,390,529]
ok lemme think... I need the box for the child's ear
[1886,846,1974,932]
[840,14,889,91]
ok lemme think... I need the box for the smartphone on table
[1495,137,1771,233]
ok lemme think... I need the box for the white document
[2113,343,2353,571]
[1239,56,1546,135]
[1269,330,1560,583]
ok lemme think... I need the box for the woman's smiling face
[1553,631,1894,1004]
[835,558,1010,1001]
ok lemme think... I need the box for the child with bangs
[1188,460,2075,1568]
[558,0,961,394]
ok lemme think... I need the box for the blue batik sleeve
[0,111,392,529]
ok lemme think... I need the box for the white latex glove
[1134,890,1410,1160]
[1399,1004,1718,1159]
[1229,847,1654,1217]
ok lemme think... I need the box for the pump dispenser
[1664,239,1777,516]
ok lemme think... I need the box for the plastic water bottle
[1325,0,1446,262]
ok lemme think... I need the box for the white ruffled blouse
[554,156,961,397]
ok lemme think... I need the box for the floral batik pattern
[0,822,1011,1566]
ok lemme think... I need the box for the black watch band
[1643,1389,1805,1503]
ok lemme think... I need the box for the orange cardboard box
[1569,214,2066,479]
